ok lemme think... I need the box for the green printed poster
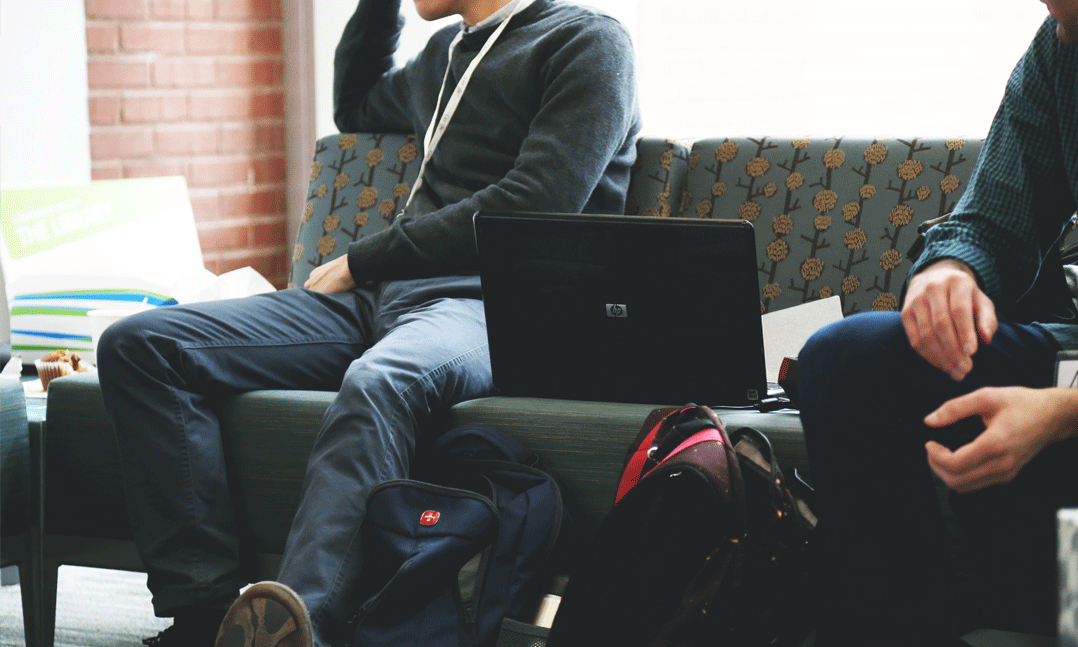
[1,176,206,363]
[0,176,190,259]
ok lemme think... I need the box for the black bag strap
[617,404,730,504]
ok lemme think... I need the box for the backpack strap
[420,423,538,474]
[617,407,675,503]
[616,404,728,504]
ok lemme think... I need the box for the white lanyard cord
[399,0,527,217]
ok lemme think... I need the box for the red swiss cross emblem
[420,510,440,526]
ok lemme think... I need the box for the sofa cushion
[291,133,422,288]
[1,377,31,538]
[42,372,805,550]
[294,134,695,288]
[678,137,983,316]
[624,137,690,219]
[43,373,332,555]
[445,396,805,539]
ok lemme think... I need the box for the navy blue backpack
[346,424,571,647]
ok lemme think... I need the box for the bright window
[591,0,1050,138]
[356,0,1052,140]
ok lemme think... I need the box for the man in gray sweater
[94,1,642,646]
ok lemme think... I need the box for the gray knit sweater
[334,0,643,282]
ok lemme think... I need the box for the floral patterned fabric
[624,138,690,219]
[290,133,421,287]
[292,134,984,318]
[678,137,983,315]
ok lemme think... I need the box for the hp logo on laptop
[606,304,628,318]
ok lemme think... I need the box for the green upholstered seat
[2,378,31,544]
[2,377,41,646]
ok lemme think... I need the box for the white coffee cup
[86,309,142,355]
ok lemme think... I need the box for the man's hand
[304,254,356,293]
[902,259,998,381]
[924,386,1078,493]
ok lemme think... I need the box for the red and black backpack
[546,404,817,647]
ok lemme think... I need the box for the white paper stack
[760,295,844,383]
[1,177,276,363]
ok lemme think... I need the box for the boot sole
[215,581,314,647]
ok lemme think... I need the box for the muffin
[35,349,90,390]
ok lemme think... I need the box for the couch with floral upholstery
[38,132,1047,644]
[294,133,980,317]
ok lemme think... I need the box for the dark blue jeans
[96,275,494,647]
[799,311,1078,645]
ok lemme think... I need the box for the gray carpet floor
[0,567,1061,647]
[0,566,169,647]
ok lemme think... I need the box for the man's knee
[338,338,491,423]
[96,308,185,380]
[354,341,488,392]
[801,312,906,377]
[96,310,154,373]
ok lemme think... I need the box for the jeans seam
[171,377,199,573]
[175,334,365,353]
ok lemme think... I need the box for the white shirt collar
[463,0,537,33]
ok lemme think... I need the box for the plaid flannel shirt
[911,17,1078,349]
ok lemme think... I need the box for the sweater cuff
[347,237,386,285]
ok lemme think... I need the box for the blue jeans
[798,312,1078,645]
[96,275,494,646]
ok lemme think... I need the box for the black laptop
[473,211,768,407]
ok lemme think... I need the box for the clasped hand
[901,259,997,382]
[924,387,1077,493]
[304,255,356,293]
[903,260,1078,492]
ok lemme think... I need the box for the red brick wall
[86,0,289,288]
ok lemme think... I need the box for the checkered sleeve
[910,17,1078,308]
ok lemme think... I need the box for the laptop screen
[474,211,767,407]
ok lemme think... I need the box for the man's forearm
[1044,387,1078,443]
[334,0,406,133]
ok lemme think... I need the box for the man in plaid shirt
[797,4,1078,645]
